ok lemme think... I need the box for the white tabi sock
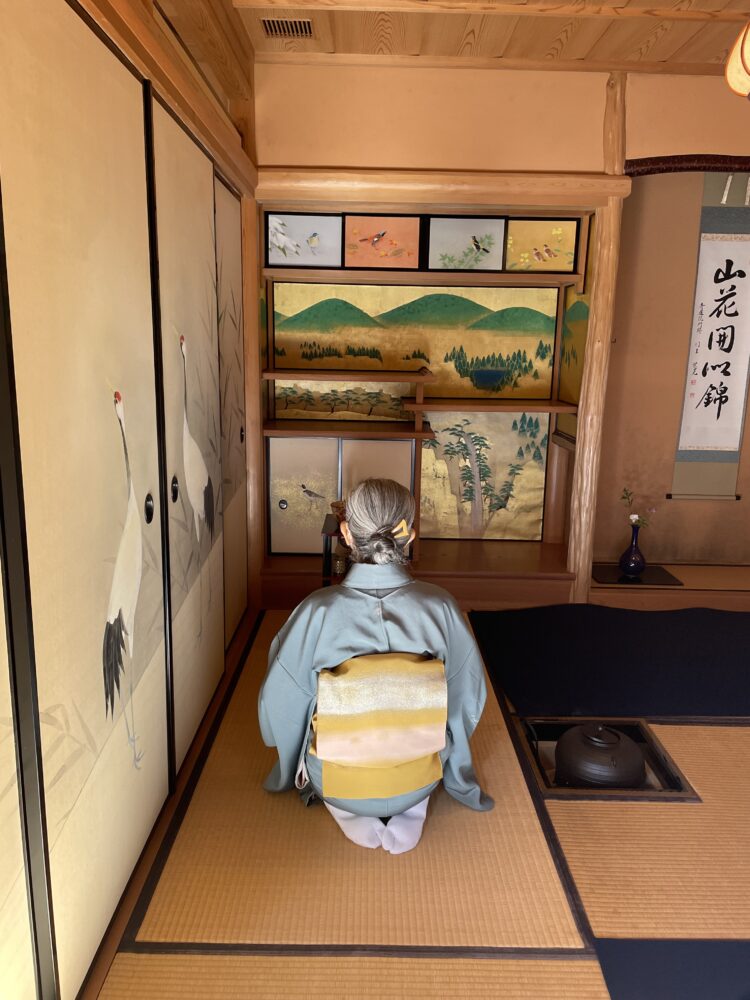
[381,796,430,855]
[324,802,386,849]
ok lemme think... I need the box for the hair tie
[391,518,410,540]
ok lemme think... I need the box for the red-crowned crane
[102,390,143,768]
[179,335,215,548]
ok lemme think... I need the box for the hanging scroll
[672,173,750,499]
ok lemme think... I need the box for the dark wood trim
[480,655,597,951]
[626,154,750,177]
[0,182,60,1000]
[143,80,177,796]
[119,940,594,960]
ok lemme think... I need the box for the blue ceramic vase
[618,524,646,578]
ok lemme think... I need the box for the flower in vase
[620,487,656,529]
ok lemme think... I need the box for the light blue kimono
[258,562,494,816]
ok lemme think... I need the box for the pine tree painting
[420,411,550,540]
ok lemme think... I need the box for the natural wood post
[567,72,627,602]
[568,197,623,600]
[603,72,626,176]
[242,196,263,615]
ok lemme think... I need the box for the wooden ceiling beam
[234,0,750,24]
[254,50,726,74]
[158,0,255,99]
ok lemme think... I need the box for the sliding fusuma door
[0,569,37,999]
[0,1,169,995]
[152,102,225,769]
[215,178,248,646]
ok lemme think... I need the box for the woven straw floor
[549,724,750,939]
[135,612,584,950]
[100,954,610,999]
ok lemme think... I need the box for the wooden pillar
[242,197,263,615]
[568,72,626,602]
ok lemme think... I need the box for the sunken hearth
[513,717,700,802]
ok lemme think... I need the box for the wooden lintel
[254,51,726,77]
[255,168,631,208]
[78,0,257,192]
[234,0,750,23]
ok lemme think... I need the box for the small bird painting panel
[421,412,549,540]
[428,217,505,271]
[341,439,413,497]
[268,437,340,554]
[273,282,558,399]
[344,215,421,269]
[274,380,411,421]
[505,219,579,273]
[267,213,343,268]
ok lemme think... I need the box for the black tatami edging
[488,682,598,953]
[120,611,266,948]
[119,941,596,961]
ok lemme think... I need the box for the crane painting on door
[102,390,144,767]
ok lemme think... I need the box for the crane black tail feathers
[102,611,126,717]
[204,476,215,542]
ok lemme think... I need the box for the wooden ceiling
[236,0,750,74]
[157,1,750,125]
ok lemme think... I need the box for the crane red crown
[114,390,122,403]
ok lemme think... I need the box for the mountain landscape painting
[272,283,558,398]
[274,379,410,421]
[420,411,549,540]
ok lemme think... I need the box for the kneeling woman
[258,478,493,854]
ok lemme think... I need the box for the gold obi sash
[310,651,447,800]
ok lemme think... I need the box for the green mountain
[277,298,381,332]
[565,300,590,323]
[469,307,555,333]
[378,294,491,327]
[273,310,287,325]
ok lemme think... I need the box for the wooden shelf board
[404,397,577,413]
[591,563,750,592]
[263,367,435,383]
[263,268,581,288]
[414,540,573,579]
[263,419,435,439]
[262,542,572,580]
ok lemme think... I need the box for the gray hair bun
[345,478,416,566]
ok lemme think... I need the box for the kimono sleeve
[258,633,316,792]
[441,605,494,812]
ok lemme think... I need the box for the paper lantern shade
[726,23,750,98]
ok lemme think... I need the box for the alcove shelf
[262,367,436,383]
[263,419,436,440]
[263,268,583,290]
[260,541,574,610]
[403,397,577,414]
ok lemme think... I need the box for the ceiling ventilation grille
[261,17,314,39]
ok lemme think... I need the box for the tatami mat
[101,953,610,999]
[135,612,584,950]
[549,724,750,939]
